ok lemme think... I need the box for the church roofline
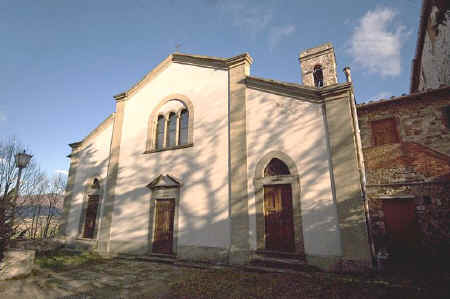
[67,113,115,156]
[114,52,254,102]
[246,76,321,102]
[246,76,352,103]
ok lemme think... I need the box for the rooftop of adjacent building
[357,85,450,110]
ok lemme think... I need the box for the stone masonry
[357,86,450,263]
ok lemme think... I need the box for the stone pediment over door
[146,174,181,190]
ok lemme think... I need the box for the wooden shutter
[372,118,399,146]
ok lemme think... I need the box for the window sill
[144,143,193,154]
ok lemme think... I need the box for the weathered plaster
[324,96,371,262]
[110,62,230,256]
[246,88,342,258]
[228,56,252,264]
[66,118,114,242]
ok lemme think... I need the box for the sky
[1,0,422,177]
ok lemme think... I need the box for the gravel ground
[0,253,449,299]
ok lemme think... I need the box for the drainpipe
[344,67,377,267]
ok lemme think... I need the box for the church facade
[61,43,372,271]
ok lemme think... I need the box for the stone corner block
[0,249,36,280]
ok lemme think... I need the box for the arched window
[167,112,177,147]
[156,115,165,149]
[313,65,324,88]
[179,109,189,145]
[264,158,290,176]
[147,95,194,153]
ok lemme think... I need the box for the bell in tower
[299,43,338,88]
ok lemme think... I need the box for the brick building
[357,0,450,265]
[357,87,450,263]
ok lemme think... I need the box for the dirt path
[1,257,449,298]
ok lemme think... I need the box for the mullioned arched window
[146,95,194,153]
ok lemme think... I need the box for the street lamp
[11,150,32,229]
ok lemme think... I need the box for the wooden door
[264,184,295,252]
[153,199,175,254]
[83,195,99,239]
[383,199,419,260]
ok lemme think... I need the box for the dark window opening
[445,105,450,129]
[156,115,165,149]
[179,109,189,145]
[264,158,290,176]
[423,196,431,205]
[313,65,324,88]
[167,112,177,147]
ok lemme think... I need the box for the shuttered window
[371,118,399,146]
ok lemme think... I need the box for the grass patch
[35,250,105,271]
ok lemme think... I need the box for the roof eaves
[357,86,450,110]
[246,76,321,102]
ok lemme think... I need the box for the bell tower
[299,43,338,88]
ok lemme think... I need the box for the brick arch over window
[146,94,194,153]
[253,151,304,254]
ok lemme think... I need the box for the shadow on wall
[67,89,369,261]
[65,143,110,239]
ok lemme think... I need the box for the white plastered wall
[246,88,342,257]
[66,123,113,239]
[110,63,230,250]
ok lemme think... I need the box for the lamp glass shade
[15,151,32,168]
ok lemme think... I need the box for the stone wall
[358,92,450,156]
[417,1,450,91]
[367,183,449,260]
[357,89,450,263]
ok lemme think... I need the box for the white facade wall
[110,63,230,250]
[246,89,342,257]
[66,122,113,239]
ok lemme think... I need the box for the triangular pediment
[147,174,181,189]
[114,52,253,101]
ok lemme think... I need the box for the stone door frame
[147,175,181,255]
[78,178,103,240]
[253,151,304,255]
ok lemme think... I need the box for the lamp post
[11,150,32,231]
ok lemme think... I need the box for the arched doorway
[254,152,304,255]
[263,159,295,252]
[82,178,101,239]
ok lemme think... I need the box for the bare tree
[42,174,66,238]
[0,137,43,262]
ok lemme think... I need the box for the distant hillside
[16,205,62,218]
